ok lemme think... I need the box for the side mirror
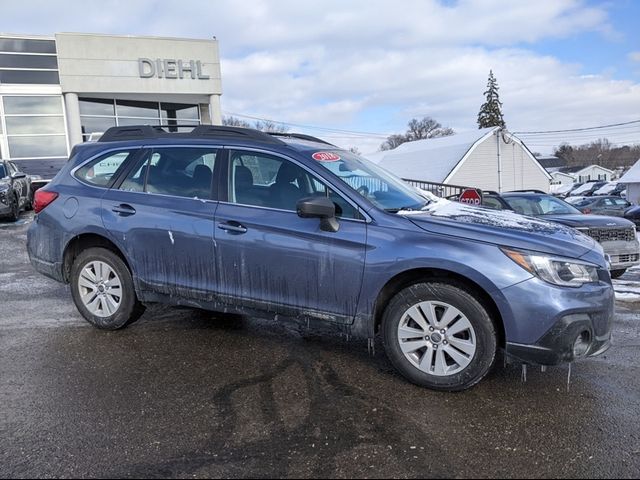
[297,196,339,233]
[11,172,26,180]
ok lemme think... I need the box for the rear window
[75,150,138,187]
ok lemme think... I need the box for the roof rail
[267,132,336,146]
[98,125,286,144]
[506,189,547,194]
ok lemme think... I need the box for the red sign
[459,188,482,206]
[312,152,341,162]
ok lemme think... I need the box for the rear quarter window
[74,150,138,187]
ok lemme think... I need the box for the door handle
[112,204,136,216]
[217,221,248,234]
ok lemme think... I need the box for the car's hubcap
[397,301,477,376]
[78,261,122,317]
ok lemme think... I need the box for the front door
[214,149,367,323]
[102,146,220,298]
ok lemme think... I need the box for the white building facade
[367,127,551,193]
[0,33,222,177]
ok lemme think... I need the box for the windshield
[503,195,581,216]
[310,150,427,212]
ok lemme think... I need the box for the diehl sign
[138,58,210,79]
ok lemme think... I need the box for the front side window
[119,147,217,199]
[75,150,138,187]
[0,164,7,178]
[228,150,360,219]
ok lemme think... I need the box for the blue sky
[531,0,640,81]
[1,0,639,153]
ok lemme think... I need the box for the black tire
[610,269,627,279]
[382,282,497,392]
[70,247,145,330]
[7,193,19,222]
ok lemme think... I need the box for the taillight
[33,190,58,214]
[582,208,591,214]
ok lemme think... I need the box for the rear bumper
[29,255,65,283]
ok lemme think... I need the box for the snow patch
[168,230,175,245]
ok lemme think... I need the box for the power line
[223,111,392,138]
[513,119,640,135]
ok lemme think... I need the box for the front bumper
[500,272,614,366]
[506,313,611,365]
[601,239,640,270]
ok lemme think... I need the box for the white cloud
[0,0,637,154]
[629,52,640,63]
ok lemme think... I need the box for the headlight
[0,181,9,191]
[502,248,599,287]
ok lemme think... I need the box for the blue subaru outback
[27,126,614,391]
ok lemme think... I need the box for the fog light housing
[573,331,591,358]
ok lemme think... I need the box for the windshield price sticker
[312,152,341,162]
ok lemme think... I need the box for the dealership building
[0,32,222,177]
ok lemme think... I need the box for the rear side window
[119,147,217,199]
[75,150,138,187]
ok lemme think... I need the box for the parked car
[28,125,614,392]
[593,182,625,197]
[569,181,608,197]
[0,160,32,221]
[570,196,631,216]
[480,191,639,278]
[624,205,640,228]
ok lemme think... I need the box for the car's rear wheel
[382,282,497,392]
[70,247,145,329]
[610,269,627,279]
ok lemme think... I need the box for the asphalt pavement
[1,213,639,478]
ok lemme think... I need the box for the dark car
[0,160,32,221]
[27,125,614,392]
[569,196,631,216]
[624,205,640,228]
[480,192,639,278]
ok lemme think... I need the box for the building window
[0,37,59,85]
[79,98,202,141]
[1,95,68,159]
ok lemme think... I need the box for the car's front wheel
[7,193,19,221]
[70,247,145,329]
[382,282,497,392]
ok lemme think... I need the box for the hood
[542,214,635,229]
[401,200,596,258]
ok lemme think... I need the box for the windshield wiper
[385,201,430,213]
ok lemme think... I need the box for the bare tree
[380,117,454,151]
[222,116,290,133]
[554,139,640,169]
[222,115,251,128]
[254,119,290,133]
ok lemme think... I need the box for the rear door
[214,148,368,323]
[102,146,221,298]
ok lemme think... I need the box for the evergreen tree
[477,70,506,129]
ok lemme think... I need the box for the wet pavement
[1,213,639,478]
